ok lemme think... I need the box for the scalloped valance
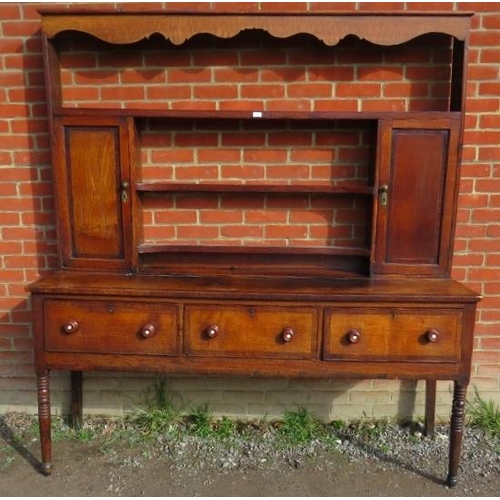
[39,11,472,46]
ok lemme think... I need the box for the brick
[482,13,500,29]
[198,149,241,163]
[479,82,500,96]
[194,85,238,99]
[214,67,259,83]
[221,132,266,146]
[62,86,100,103]
[265,225,308,239]
[266,99,312,112]
[174,133,219,147]
[174,165,219,180]
[287,83,333,98]
[220,225,263,239]
[241,84,285,99]
[358,66,404,81]
[192,51,239,67]
[200,210,243,224]
[154,210,197,225]
[241,51,287,66]
[168,68,212,84]
[221,195,265,210]
[309,66,354,82]
[480,114,500,129]
[2,20,39,37]
[245,210,287,224]
[100,86,145,101]
[336,82,381,98]
[480,48,500,63]
[176,225,219,240]
[176,195,219,210]
[267,164,310,179]
[221,165,265,179]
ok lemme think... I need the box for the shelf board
[54,106,462,122]
[137,243,371,258]
[135,182,374,196]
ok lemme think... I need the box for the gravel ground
[1,414,499,496]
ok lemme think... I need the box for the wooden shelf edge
[137,243,371,258]
[135,182,375,196]
[53,107,462,122]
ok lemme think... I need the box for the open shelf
[137,243,371,278]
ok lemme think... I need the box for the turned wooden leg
[37,371,52,475]
[71,371,83,429]
[447,381,467,488]
[424,379,436,438]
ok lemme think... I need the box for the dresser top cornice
[38,9,473,46]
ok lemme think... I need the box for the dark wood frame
[31,9,479,487]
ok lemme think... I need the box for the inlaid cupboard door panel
[373,117,460,277]
[53,116,134,270]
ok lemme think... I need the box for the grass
[467,387,500,438]
[213,415,238,440]
[277,406,332,446]
[189,404,213,438]
[129,377,183,438]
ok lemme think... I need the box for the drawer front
[44,299,179,355]
[185,304,318,359]
[324,308,462,362]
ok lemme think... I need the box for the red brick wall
[1,2,499,414]
[139,119,373,248]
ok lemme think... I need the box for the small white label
[252,111,263,118]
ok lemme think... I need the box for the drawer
[323,308,462,362]
[185,304,318,359]
[44,299,179,355]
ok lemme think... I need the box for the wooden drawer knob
[282,327,294,343]
[426,329,440,342]
[62,320,79,334]
[205,324,219,338]
[140,323,156,338]
[347,329,361,344]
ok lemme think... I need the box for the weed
[130,377,183,437]
[330,419,346,431]
[189,404,213,438]
[351,417,392,442]
[213,415,237,440]
[467,387,500,438]
[278,406,326,445]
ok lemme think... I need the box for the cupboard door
[53,117,134,270]
[373,118,460,277]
